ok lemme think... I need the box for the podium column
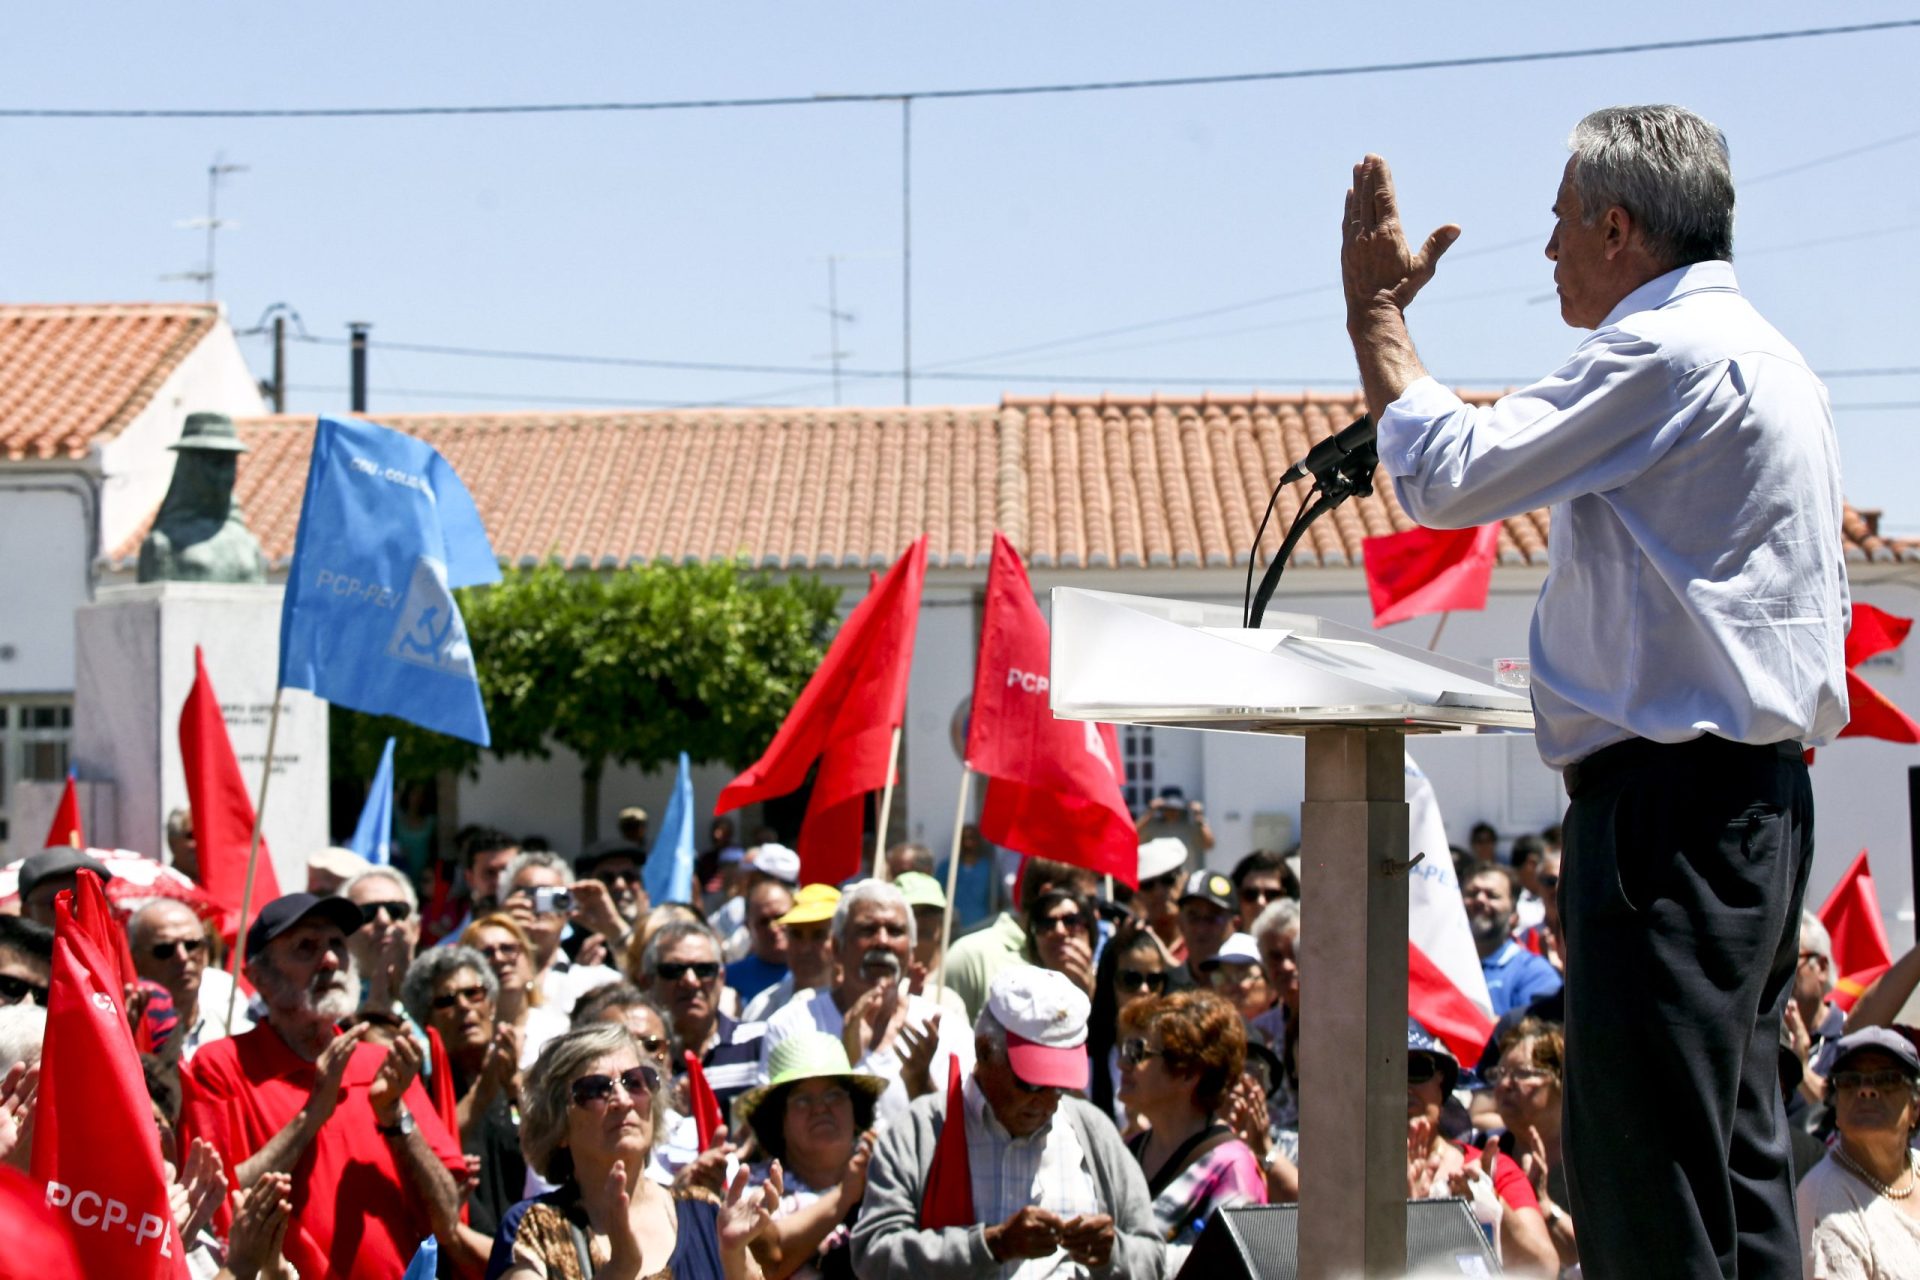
[1297,727,1409,1279]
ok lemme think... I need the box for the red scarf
[919,1055,975,1229]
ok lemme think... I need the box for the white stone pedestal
[73,583,326,895]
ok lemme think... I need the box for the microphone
[1277,415,1375,486]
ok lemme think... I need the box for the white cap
[1199,931,1260,969]
[986,964,1091,1089]
[746,843,800,885]
[306,846,372,881]
[1138,837,1187,881]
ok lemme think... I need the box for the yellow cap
[775,882,841,926]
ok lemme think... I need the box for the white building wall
[0,473,95,693]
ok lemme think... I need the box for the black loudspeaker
[1176,1199,1501,1279]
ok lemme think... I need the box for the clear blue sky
[5,4,1917,524]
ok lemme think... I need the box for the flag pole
[934,768,973,997]
[871,725,904,880]
[223,688,283,1034]
[1427,611,1452,651]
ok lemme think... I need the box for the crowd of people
[1,796,1914,1279]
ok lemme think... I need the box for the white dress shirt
[963,1075,1102,1280]
[1377,261,1850,769]
[759,985,976,1123]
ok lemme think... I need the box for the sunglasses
[656,961,720,982]
[0,975,48,1007]
[1116,969,1168,994]
[600,868,642,887]
[570,1065,662,1107]
[1407,1053,1441,1086]
[430,984,490,1011]
[1483,1065,1554,1088]
[149,938,207,962]
[1036,912,1085,935]
[477,942,524,963]
[1139,873,1178,893]
[358,900,412,925]
[1832,1068,1914,1092]
[1118,1037,1163,1068]
[1238,886,1283,905]
[1538,873,1560,891]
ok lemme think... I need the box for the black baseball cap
[578,838,646,877]
[17,848,114,899]
[1178,870,1235,913]
[244,893,363,960]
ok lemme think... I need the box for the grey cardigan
[848,1087,1166,1280]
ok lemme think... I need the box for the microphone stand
[1247,436,1377,629]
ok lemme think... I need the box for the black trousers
[1561,736,1814,1280]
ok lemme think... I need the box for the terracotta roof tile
[0,303,220,460]
[104,394,1919,572]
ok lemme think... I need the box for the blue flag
[279,416,499,744]
[400,1236,438,1280]
[644,752,696,906]
[348,736,396,865]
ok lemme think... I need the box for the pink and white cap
[987,964,1091,1090]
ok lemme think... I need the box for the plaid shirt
[963,1076,1102,1280]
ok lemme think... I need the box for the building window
[1121,725,1155,815]
[0,699,73,845]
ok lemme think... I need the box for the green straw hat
[894,870,947,912]
[731,1031,887,1145]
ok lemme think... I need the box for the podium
[1050,588,1531,1280]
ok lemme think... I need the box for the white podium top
[1048,588,1533,735]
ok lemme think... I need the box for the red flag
[966,533,1138,886]
[684,1051,724,1152]
[1409,942,1495,1067]
[426,1026,462,1140]
[179,647,282,941]
[43,775,82,850]
[1816,851,1895,1012]
[31,871,189,1279]
[1362,523,1500,628]
[1834,604,1920,742]
[717,537,928,884]
[919,1055,974,1229]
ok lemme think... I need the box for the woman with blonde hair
[465,912,569,1070]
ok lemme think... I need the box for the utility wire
[5,20,1915,118]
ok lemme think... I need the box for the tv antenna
[163,154,248,301]
[814,254,857,405]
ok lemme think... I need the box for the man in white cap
[718,842,801,962]
[852,964,1162,1280]
[1133,837,1188,963]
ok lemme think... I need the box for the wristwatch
[376,1105,415,1139]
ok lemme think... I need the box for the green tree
[332,561,841,841]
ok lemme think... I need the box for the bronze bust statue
[137,412,268,584]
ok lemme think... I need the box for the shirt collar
[1488,938,1522,967]
[1601,259,1739,329]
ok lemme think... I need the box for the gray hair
[165,808,193,840]
[343,866,419,911]
[974,1004,1008,1051]
[520,1023,641,1183]
[0,1005,46,1072]
[638,919,721,982]
[399,946,498,1029]
[1799,911,1832,962]
[1251,897,1300,945]
[1567,105,1733,268]
[832,880,915,948]
[504,850,571,892]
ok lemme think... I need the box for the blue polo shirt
[1481,938,1563,1018]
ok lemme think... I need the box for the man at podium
[1340,105,1849,1279]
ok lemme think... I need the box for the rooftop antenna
[814,254,857,405]
[164,154,248,301]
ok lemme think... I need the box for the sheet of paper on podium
[1047,587,1532,735]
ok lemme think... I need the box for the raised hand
[369,1031,424,1124]
[835,1130,877,1215]
[1341,154,1460,316]
[674,1131,737,1196]
[1520,1124,1553,1205]
[898,1013,941,1098]
[174,1137,228,1241]
[601,1160,645,1272]
[482,1022,523,1092]
[569,878,629,945]
[1056,934,1096,995]
[226,1171,294,1280]
[716,1163,778,1256]
[307,1023,370,1124]
[0,1061,39,1166]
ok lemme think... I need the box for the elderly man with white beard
[179,893,469,1280]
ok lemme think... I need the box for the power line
[6,20,1915,119]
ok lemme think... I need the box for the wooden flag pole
[871,725,905,880]
[223,688,283,1034]
[934,768,973,998]
[1427,611,1452,651]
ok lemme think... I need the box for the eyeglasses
[0,975,48,1007]
[789,1085,852,1113]
[1798,951,1828,969]
[633,1033,669,1056]
[1832,1068,1914,1093]
[430,984,491,1011]
[1483,1065,1555,1088]
[569,1065,662,1107]
[1238,886,1283,905]
[1407,1053,1441,1085]
[600,868,642,887]
[656,961,720,982]
[358,900,412,925]
[1207,965,1264,989]
[1116,969,1168,994]
[1138,873,1178,893]
[477,942,524,963]
[1118,1037,1163,1068]
[149,938,207,962]
[1036,912,1085,935]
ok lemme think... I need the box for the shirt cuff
[1376,376,1465,477]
